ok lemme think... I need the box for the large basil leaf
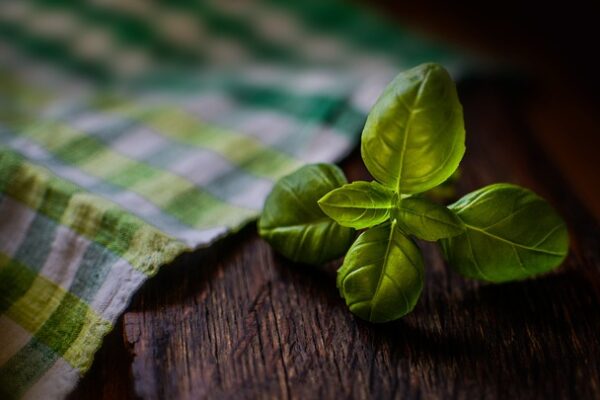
[395,197,464,241]
[337,220,424,323]
[361,63,465,194]
[440,183,569,282]
[258,164,354,265]
[318,181,394,229]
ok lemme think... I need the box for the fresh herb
[439,183,569,282]
[318,181,394,229]
[258,63,569,322]
[361,63,465,195]
[394,196,465,241]
[258,163,355,265]
[336,219,424,323]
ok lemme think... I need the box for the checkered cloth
[0,0,468,398]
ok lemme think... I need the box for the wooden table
[68,75,600,399]
[69,3,600,396]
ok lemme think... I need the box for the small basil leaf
[395,197,465,241]
[361,63,465,194]
[318,181,395,229]
[258,163,355,265]
[337,220,424,323]
[440,183,569,282]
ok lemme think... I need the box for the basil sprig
[258,63,569,323]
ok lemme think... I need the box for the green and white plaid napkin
[0,0,468,398]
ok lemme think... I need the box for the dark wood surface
[68,76,600,399]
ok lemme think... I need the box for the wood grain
[70,80,600,399]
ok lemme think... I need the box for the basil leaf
[440,183,569,282]
[395,197,465,241]
[258,164,355,265]
[337,220,424,323]
[318,181,395,229]
[361,63,465,194]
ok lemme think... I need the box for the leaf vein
[369,223,398,321]
[465,223,566,256]
[465,233,492,281]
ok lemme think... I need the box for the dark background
[385,0,600,219]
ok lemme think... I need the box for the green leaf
[337,220,424,323]
[440,183,569,282]
[395,197,465,241]
[318,181,395,229]
[258,163,355,265]
[361,63,465,194]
